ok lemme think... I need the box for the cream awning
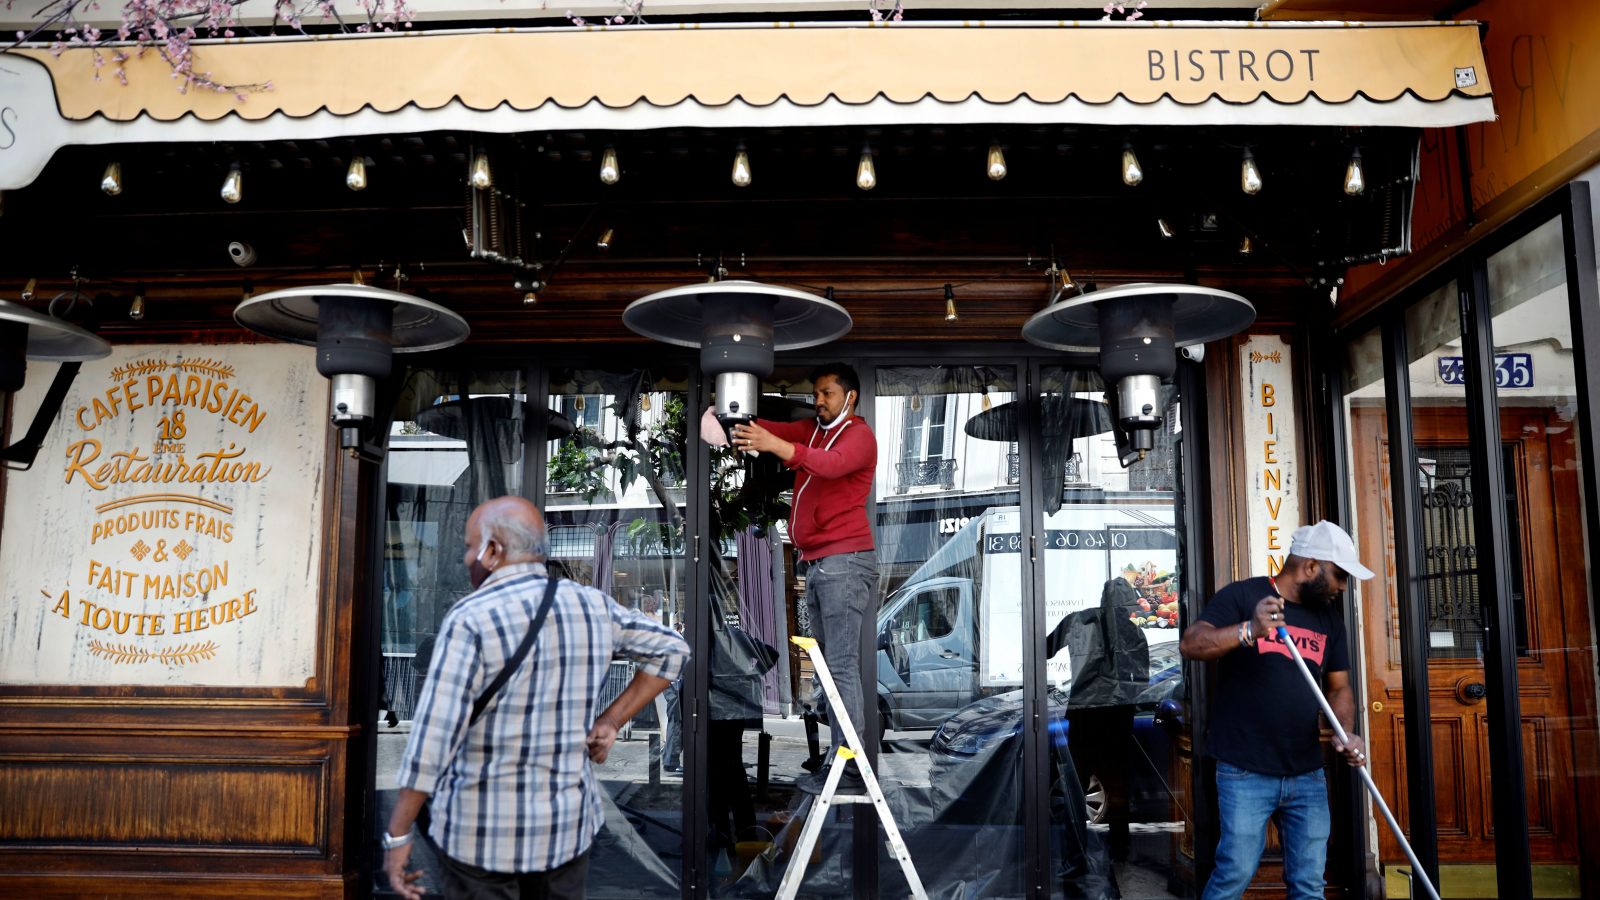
[0,20,1494,189]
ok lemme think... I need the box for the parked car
[927,641,1184,825]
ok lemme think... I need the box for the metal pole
[1274,626,1441,900]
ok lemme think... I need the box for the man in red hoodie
[731,363,878,794]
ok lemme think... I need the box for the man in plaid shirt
[384,496,690,899]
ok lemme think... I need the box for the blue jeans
[804,550,878,752]
[1202,761,1331,900]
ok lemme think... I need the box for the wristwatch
[381,828,415,850]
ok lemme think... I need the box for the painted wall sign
[0,345,326,686]
[1240,334,1301,577]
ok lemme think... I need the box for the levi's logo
[1258,624,1326,666]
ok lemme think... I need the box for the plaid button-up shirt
[397,562,690,872]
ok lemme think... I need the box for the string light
[469,151,493,189]
[944,283,959,322]
[600,146,620,185]
[856,146,877,191]
[346,156,368,191]
[986,143,1007,181]
[732,144,752,188]
[1240,148,1263,195]
[101,161,123,196]
[1121,146,1143,186]
[220,165,243,204]
[1343,148,1366,196]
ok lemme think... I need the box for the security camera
[228,241,257,267]
[1179,344,1206,363]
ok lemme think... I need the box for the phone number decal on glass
[1437,353,1533,388]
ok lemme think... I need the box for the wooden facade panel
[0,757,325,849]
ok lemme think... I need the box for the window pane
[547,366,688,898]
[377,368,528,891]
[1487,217,1597,889]
[1042,367,1186,899]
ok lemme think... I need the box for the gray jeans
[804,549,878,752]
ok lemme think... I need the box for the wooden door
[1349,405,1597,872]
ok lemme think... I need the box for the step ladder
[776,636,928,900]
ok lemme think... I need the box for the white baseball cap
[1287,520,1375,581]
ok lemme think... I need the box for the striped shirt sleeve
[395,608,483,795]
[607,599,690,683]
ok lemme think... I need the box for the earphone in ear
[476,539,491,563]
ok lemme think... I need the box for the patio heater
[0,298,113,469]
[414,397,575,462]
[622,281,851,441]
[1022,283,1254,460]
[234,284,470,451]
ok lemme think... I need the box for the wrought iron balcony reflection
[1006,451,1085,485]
[897,458,957,493]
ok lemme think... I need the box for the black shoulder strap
[469,575,562,726]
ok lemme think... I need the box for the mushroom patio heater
[0,298,113,468]
[622,281,851,440]
[234,284,470,450]
[414,397,575,462]
[1022,283,1254,460]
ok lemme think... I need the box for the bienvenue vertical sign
[1240,334,1301,576]
[0,344,327,687]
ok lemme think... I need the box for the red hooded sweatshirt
[758,414,877,561]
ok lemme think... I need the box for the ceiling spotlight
[1121,146,1143,186]
[1240,148,1263,195]
[100,161,123,196]
[1157,218,1175,239]
[944,284,959,322]
[600,146,621,185]
[129,287,146,321]
[220,165,243,204]
[346,155,368,191]
[732,144,752,188]
[469,151,493,190]
[1239,235,1254,256]
[987,143,1007,181]
[596,227,614,250]
[1344,148,1366,196]
[856,147,877,191]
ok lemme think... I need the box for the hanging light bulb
[1343,148,1366,196]
[1157,218,1175,239]
[981,389,993,412]
[1240,148,1263,195]
[575,395,586,412]
[1121,146,1143,186]
[986,143,1007,181]
[731,144,752,188]
[220,165,243,204]
[469,151,493,189]
[599,146,620,185]
[1055,265,1078,301]
[1239,235,1254,256]
[911,393,923,412]
[523,290,539,306]
[346,155,368,191]
[641,394,651,411]
[129,286,146,321]
[101,161,124,196]
[856,147,877,191]
[596,227,614,250]
[944,284,959,322]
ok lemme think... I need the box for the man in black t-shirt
[1179,521,1374,900]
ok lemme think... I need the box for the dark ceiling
[0,120,1416,342]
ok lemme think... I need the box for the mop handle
[1275,625,1442,900]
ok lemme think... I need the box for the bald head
[466,496,549,568]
